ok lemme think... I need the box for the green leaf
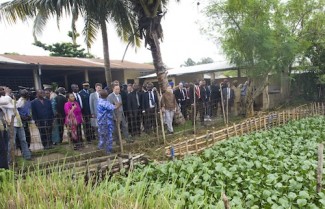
[297,199,307,207]
[299,191,310,199]
[288,192,297,200]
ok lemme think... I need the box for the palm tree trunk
[100,20,112,86]
[148,31,168,92]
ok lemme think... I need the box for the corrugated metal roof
[139,61,236,78]
[0,54,154,70]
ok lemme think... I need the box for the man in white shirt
[0,86,31,162]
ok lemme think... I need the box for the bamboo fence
[165,102,325,158]
[21,153,149,181]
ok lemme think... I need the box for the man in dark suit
[127,84,142,136]
[189,80,205,126]
[222,82,235,114]
[54,87,67,143]
[210,80,221,118]
[31,90,54,149]
[141,82,158,134]
[79,81,94,142]
[174,82,187,120]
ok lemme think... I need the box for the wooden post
[129,153,134,171]
[220,83,226,125]
[317,143,324,193]
[212,127,216,144]
[155,106,159,142]
[259,116,262,131]
[118,157,123,171]
[205,131,210,148]
[116,120,124,153]
[240,123,244,135]
[277,113,280,125]
[9,115,15,165]
[159,89,166,144]
[195,135,198,152]
[226,125,230,138]
[246,120,250,133]
[254,119,258,131]
[233,123,238,136]
[107,157,112,172]
[222,193,231,209]
[263,116,267,130]
[185,140,189,155]
[282,111,285,124]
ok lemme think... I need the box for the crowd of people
[0,78,249,168]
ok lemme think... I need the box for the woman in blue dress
[97,90,120,153]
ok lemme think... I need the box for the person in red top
[64,93,83,150]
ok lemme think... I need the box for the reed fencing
[165,102,325,158]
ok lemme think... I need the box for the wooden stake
[240,123,244,135]
[233,123,238,136]
[205,131,210,148]
[282,111,285,124]
[118,157,123,171]
[159,89,166,144]
[254,119,258,131]
[116,120,124,153]
[259,116,262,131]
[9,115,15,165]
[226,125,230,138]
[317,143,324,193]
[222,193,231,209]
[154,106,159,142]
[264,116,267,130]
[195,135,198,152]
[212,127,216,144]
[246,120,250,133]
[220,83,226,125]
[185,140,189,155]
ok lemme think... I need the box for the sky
[0,0,225,68]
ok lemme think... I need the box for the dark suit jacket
[120,90,128,112]
[174,88,186,104]
[210,84,221,101]
[79,89,91,115]
[31,98,54,122]
[200,86,208,102]
[55,94,67,118]
[127,91,142,112]
[142,90,158,111]
[222,88,235,105]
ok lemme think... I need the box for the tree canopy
[33,32,95,58]
[181,57,214,67]
[204,0,325,115]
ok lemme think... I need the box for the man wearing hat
[79,81,94,142]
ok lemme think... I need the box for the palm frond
[83,14,99,48]
[0,0,37,24]
[32,8,50,41]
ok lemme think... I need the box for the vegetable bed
[115,116,325,208]
[2,117,325,208]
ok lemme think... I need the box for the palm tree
[128,0,179,92]
[0,0,139,86]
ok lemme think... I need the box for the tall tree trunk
[100,20,112,86]
[148,30,168,92]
